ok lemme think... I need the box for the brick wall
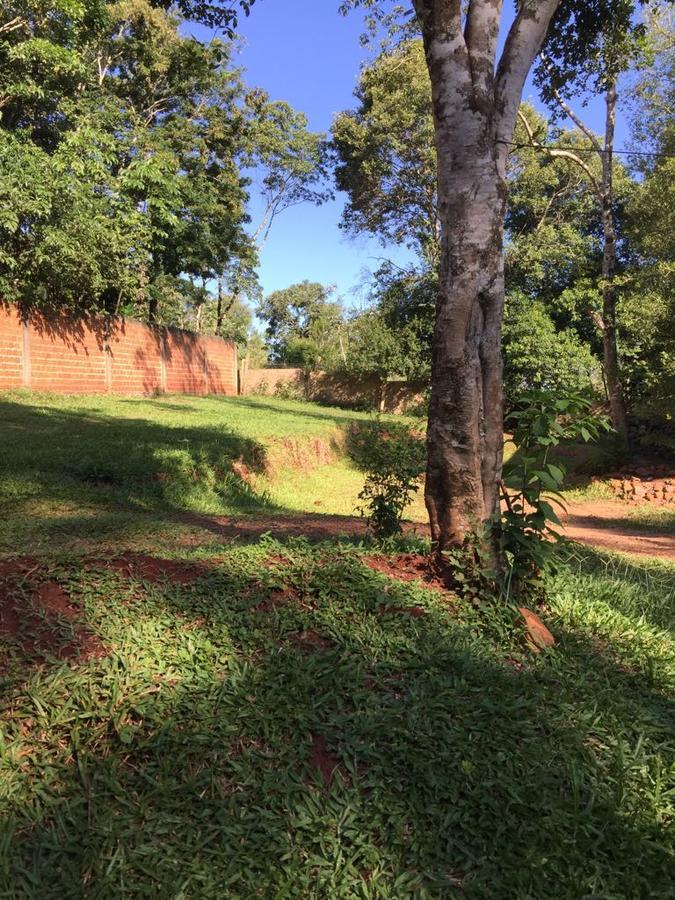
[0,305,237,397]
[240,365,427,414]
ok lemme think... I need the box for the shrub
[499,390,610,597]
[274,380,304,401]
[503,293,601,405]
[351,419,426,537]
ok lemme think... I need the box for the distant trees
[257,281,346,370]
[0,0,323,345]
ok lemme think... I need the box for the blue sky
[192,1,632,309]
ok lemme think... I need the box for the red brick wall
[0,306,236,397]
[108,318,163,395]
[0,305,23,391]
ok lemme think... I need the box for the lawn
[1,391,673,897]
[0,391,407,554]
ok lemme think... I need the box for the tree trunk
[599,82,629,448]
[378,377,387,413]
[414,0,561,557]
[425,155,507,552]
[148,292,158,325]
[216,276,225,336]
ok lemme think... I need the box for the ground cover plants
[0,536,673,897]
[1,391,673,897]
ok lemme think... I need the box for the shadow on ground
[1,546,673,897]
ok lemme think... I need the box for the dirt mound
[0,570,105,663]
[92,552,212,584]
[363,553,449,594]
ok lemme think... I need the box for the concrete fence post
[21,318,31,389]
[159,327,168,392]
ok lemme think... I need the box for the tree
[257,280,346,368]
[342,0,560,556]
[342,1,646,559]
[332,39,439,265]
[243,90,330,249]
[0,0,329,335]
[522,16,650,446]
[503,292,600,402]
[344,311,405,410]
[622,4,675,408]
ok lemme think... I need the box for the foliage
[351,419,425,537]
[503,292,601,404]
[499,391,611,596]
[628,2,675,162]
[242,89,331,245]
[0,0,325,327]
[257,280,346,368]
[244,331,269,368]
[535,0,650,103]
[344,311,403,381]
[331,39,438,265]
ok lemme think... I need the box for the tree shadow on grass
[1,548,672,897]
[0,398,282,546]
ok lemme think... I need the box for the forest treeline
[0,2,672,416]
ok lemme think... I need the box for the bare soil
[0,570,105,663]
[307,732,344,784]
[91,552,214,583]
[560,501,675,560]
[186,502,674,560]
[362,552,449,594]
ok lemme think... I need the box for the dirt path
[184,500,675,561]
[560,500,675,560]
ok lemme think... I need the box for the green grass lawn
[0,391,405,554]
[1,391,673,897]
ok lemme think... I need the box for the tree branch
[495,0,561,168]
[0,16,26,34]
[516,109,603,201]
[465,0,502,93]
[539,53,603,154]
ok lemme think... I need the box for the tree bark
[425,153,507,551]
[416,0,561,555]
[148,292,158,325]
[599,82,629,447]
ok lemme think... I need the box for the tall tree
[343,1,647,558]
[332,40,439,265]
[527,5,650,446]
[257,280,345,367]
[344,0,561,555]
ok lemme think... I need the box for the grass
[0,539,673,897]
[0,391,408,554]
[1,390,674,896]
[628,504,675,534]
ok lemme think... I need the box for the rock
[518,607,555,654]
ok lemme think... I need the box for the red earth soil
[363,552,450,595]
[185,503,674,560]
[559,501,675,560]
[91,552,213,584]
[293,629,333,652]
[308,733,344,784]
[0,569,105,663]
[256,585,299,612]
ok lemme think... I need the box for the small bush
[499,390,610,597]
[274,380,304,401]
[351,419,426,537]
